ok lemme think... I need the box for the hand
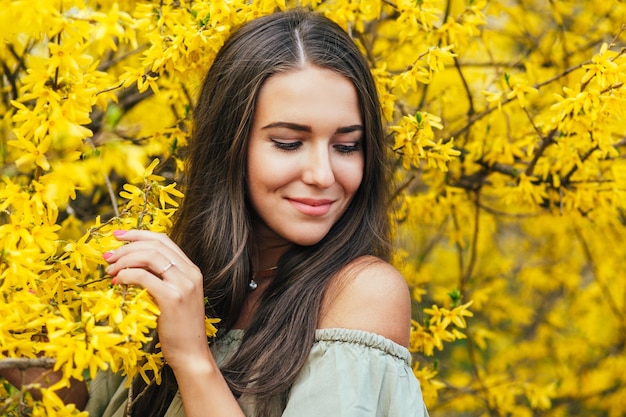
[104,230,245,417]
[104,230,211,371]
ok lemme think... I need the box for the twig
[104,169,120,217]
[97,44,149,72]
[97,81,125,96]
[525,128,557,177]
[574,226,625,331]
[390,175,416,203]
[128,376,158,410]
[450,62,587,139]
[461,190,481,290]
[0,58,18,102]
[451,205,464,276]
[124,373,134,417]
[454,55,475,117]
[476,202,536,218]
[137,182,152,229]
[0,357,56,370]
[561,142,599,186]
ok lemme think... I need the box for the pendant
[249,266,277,290]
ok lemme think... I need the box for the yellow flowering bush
[1,0,625,416]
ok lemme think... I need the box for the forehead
[253,65,362,128]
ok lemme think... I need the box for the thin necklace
[249,266,278,290]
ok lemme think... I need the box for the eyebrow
[261,122,363,134]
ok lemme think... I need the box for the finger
[112,267,180,302]
[105,247,183,281]
[111,264,202,314]
[112,230,190,264]
[159,260,177,277]
[104,239,188,277]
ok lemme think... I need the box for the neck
[250,228,291,272]
[249,265,278,291]
[253,265,278,278]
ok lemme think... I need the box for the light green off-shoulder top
[85,328,429,417]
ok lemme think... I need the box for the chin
[292,237,324,247]
[287,231,329,247]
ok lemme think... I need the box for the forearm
[173,351,245,417]
[0,365,88,410]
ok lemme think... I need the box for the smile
[288,198,334,216]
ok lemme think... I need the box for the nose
[302,145,335,188]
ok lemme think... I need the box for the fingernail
[106,265,114,274]
[111,277,117,285]
[103,251,115,260]
[113,230,127,237]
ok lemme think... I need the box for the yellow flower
[9,135,52,171]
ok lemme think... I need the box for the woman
[88,9,428,417]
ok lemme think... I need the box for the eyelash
[271,140,361,155]
[335,143,361,154]
[271,140,301,152]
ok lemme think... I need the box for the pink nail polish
[111,277,117,285]
[103,251,114,260]
[113,230,127,237]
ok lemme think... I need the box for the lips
[288,198,334,216]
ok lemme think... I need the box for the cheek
[246,147,291,211]
[246,142,267,188]
[247,154,293,193]
[336,159,364,197]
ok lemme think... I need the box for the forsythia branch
[0,358,56,370]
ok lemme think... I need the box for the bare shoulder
[318,255,412,347]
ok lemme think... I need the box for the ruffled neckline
[220,327,411,366]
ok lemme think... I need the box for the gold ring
[160,260,176,276]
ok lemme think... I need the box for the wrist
[168,346,218,380]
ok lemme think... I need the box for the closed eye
[334,142,361,154]
[271,139,301,152]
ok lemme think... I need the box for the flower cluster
[2,1,626,416]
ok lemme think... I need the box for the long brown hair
[131,9,391,417]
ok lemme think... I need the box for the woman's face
[246,65,364,247]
